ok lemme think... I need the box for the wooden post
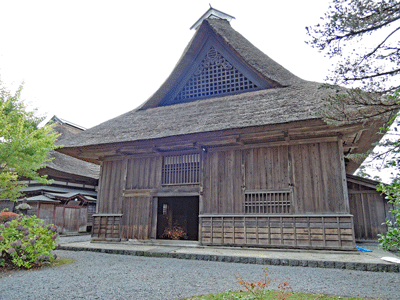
[338,137,350,212]
[361,193,369,239]
[337,217,342,247]
[150,197,158,239]
[96,161,103,214]
[322,216,326,247]
[199,151,205,240]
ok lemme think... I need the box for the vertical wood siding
[125,156,161,189]
[95,155,161,240]
[53,206,88,234]
[121,196,153,239]
[348,180,393,240]
[121,155,160,239]
[291,142,346,214]
[244,146,289,190]
[38,203,55,225]
[97,159,127,214]
[203,146,290,214]
[203,149,242,214]
[95,139,352,249]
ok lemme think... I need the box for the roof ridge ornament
[190,7,235,30]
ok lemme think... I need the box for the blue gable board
[158,30,273,107]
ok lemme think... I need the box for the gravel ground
[0,249,399,300]
[58,234,91,244]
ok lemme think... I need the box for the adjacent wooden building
[347,174,394,242]
[58,9,392,249]
[0,116,99,234]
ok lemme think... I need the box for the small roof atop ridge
[190,6,235,30]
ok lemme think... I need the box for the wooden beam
[207,135,339,152]
[58,118,370,165]
[155,186,201,197]
[122,189,156,197]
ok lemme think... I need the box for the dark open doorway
[157,196,199,241]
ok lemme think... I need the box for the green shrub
[378,181,400,252]
[0,215,59,269]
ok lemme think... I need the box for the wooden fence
[200,214,355,250]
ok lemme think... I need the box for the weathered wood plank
[199,215,355,250]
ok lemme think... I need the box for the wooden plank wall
[63,207,79,233]
[97,159,127,214]
[95,139,350,246]
[348,180,393,241]
[203,142,347,215]
[79,207,88,232]
[38,203,55,225]
[54,206,88,234]
[203,149,242,214]
[291,142,346,214]
[200,215,355,250]
[244,146,289,190]
[87,204,96,226]
[125,156,161,190]
[121,196,153,239]
[121,155,160,239]
[54,206,64,230]
[94,155,161,240]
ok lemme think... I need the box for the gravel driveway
[0,248,399,300]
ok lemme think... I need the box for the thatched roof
[45,151,99,180]
[60,81,333,149]
[47,117,100,180]
[57,18,388,175]
[58,19,334,148]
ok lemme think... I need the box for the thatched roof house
[58,8,389,249]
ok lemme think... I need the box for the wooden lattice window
[162,153,200,185]
[244,190,291,214]
[174,47,258,102]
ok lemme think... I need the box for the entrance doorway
[157,196,199,241]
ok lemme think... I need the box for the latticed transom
[174,47,258,102]
[162,153,200,185]
[244,191,291,214]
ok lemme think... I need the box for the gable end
[158,30,274,107]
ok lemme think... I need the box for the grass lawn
[183,290,375,299]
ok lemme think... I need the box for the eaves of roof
[22,185,97,197]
